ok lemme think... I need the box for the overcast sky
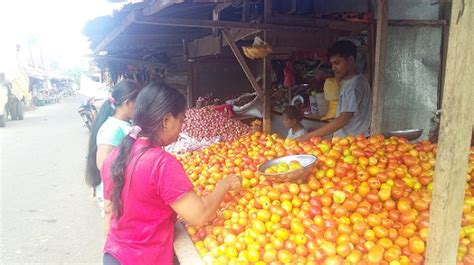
[0,0,125,69]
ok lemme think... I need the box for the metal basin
[258,155,317,183]
[383,129,424,141]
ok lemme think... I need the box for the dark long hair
[85,80,142,188]
[110,82,186,218]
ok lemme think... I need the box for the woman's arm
[170,175,241,226]
[96,144,115,171]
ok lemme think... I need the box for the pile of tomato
[178,132,474,265]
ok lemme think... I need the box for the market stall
[83,0,473,264]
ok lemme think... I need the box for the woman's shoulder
[98,118,131,135]
[135,140,178,163]
[101,117,131,131]
[97,118,132,146]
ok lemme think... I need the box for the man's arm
[297,112,354,142]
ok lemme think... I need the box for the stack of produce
[177,132,474,265]
[182,107,252,142]
[165,133,220,155]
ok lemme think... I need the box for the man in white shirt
[298,40,372,141]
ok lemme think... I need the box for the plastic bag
[242,36,273,60]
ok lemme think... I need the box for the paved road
[1,96,103,264]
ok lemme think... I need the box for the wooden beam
[268,14,368,33]
[438,25,449,109]
[425,1,474,264]
[266,31,331,51]
[134,16,326,33]
[213,3,231,37]
[366,0,375,86]
[93,11,137,53]
[388,19,448,27]
[369,0,388,135]
[222,29,264,99]
[186,62,196,108]
[187,28,260,58]
[119,33,206,40]
[93,55,164,67]
[262,0,272,133]
[141,0,184,16]
[263,54,272,133]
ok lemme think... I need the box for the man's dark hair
[327,40,357,61]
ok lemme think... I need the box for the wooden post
[186,61,197,108]
[263,40,272,133]
[222,29,264,99]
[425,1,474,264]
[369,0,388,135]
[262,0,272,133]
[366,0,375,87]
[213,3,231,37]
[212,8,220,37]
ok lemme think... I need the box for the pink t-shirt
[101,138,193,265]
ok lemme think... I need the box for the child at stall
[283,105,307,139]
[100,82,241,265]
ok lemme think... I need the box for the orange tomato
[377,238,393,249]
[367,214,382,227]
[346,250,363,264]
[384,246,402,262]
[408,237,425,254]
[373,225,389,238]
[277,249,293,264]
[394,237,409,248]
[367,245,385,263]
[323,255,344,265]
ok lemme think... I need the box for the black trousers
[103,253,121,265]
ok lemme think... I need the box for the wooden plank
[366,0,375,86]
[266,31,331,51]
[173,222,203,265]
[263,39,272,133]
[118,33,206,41]
[425,1,474,263]
[268,14,368,33]
[134,16,326,33]
[369,0,388,135]
[437,25,449,109]
[388,19,448,27]
[222,29,264,99]
[212,3,231,37]
[93,55,164,67]
[262,0,272,133]
[186,62,195,108]
[142,0,184,16]
[187,28,260,58]
[93,11,137,53]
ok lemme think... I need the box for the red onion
[182,107,251,142]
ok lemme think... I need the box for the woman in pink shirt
[101,82,241,265]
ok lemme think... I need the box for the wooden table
[173,222,203,265]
